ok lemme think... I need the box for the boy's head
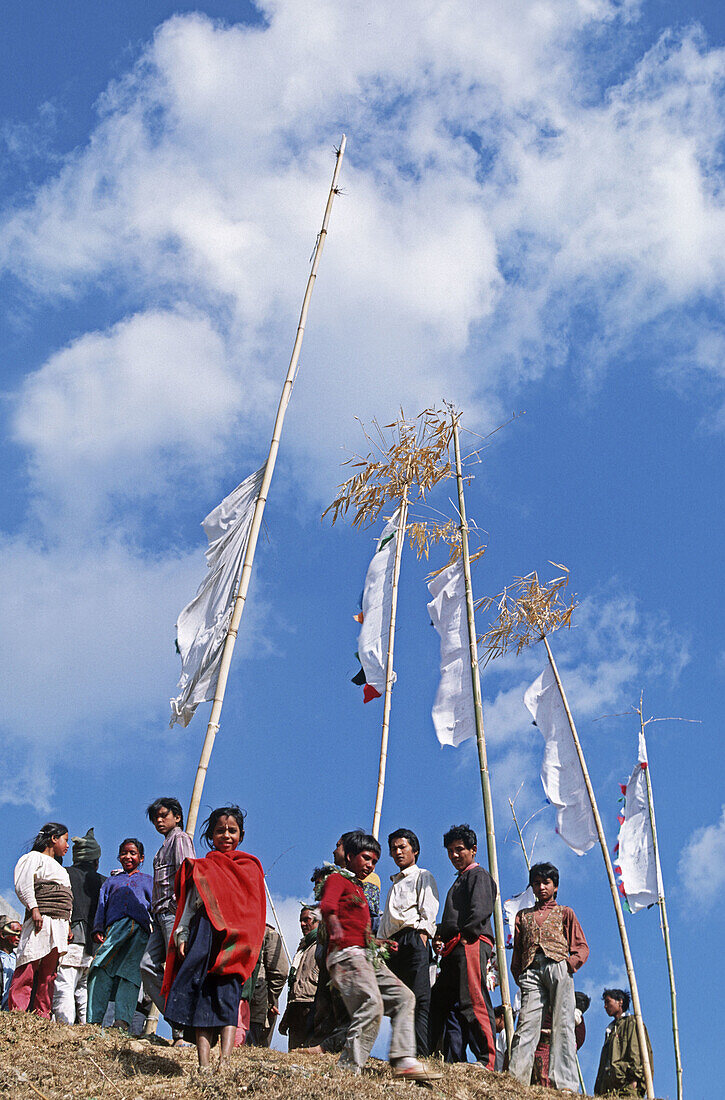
[529,861,559,902]
[334,827,366,868]
[493,1005,506,1033]
[147,797,184,835]
[443,824,477,873]
[343,831,381,880]
[388,828,420,870]
[603,989,630,1018]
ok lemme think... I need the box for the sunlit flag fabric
[503,885,537,947]
[614,729,661,913]
[170,466,265,727]
[427,559,476,747]
[524,667,597,856]
[353,506,401,703]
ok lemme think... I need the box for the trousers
[509,956,578,1091]
[88,969,139,1027]
[429,938,496,1068]
[328,946,416,1071]
[386,928,432,1056]
[139,911,183,1040]
[53,964,89,1023]
[8,949,60,1018]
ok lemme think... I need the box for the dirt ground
[0,1013,609,1100]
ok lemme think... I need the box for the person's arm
[562,907,589,973]
[461,867,495,941]
[174,884,200,954]
[93,880,109,942]
[15,854,43,933]
[510,912,523,984]
[264,930,289,1013]
[416,870,440,937]
[319,874,347,949]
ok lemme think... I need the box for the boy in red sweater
[320,831,439,1081]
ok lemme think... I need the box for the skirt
[164,909,242,1031]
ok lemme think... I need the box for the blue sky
[0,1,723,1093]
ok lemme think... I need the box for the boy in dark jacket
[429,824,497,1067]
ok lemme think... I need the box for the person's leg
[52,964,78,1023]
[76,968,89,1024]
[454,940,496,1068]
[87,968,115,1024]
[374,962,416,1064]
[443,1007,465,1063]
[196,1027,214,1069]
[113,979,141,1029]
[139,922,167,1013]
[31,950,60,1018]
[8,961,37,1012]
[508,962,548,1083]
[546,961,579,1091]
[219,1024,236,1065]
[428,955,458,1058]
[328,949,384,1072]
[387,930,432,1056]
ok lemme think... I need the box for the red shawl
[161,848,265,1000]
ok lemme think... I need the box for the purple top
[93,870,153,934]
[151,827,195,915]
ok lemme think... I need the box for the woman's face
[52,832,69,859]
[211,815,242,853]
[119,843,142,873]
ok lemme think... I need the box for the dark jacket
[437,863,496,943]
[67,862,106,952]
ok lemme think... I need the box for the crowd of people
[0,803,654,1094]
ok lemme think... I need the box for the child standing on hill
[161,805,266,1073]
[87,838,153,1030]
[320,831,439,1082]
[509,861,589,1092]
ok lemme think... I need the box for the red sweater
[320,872,371,951]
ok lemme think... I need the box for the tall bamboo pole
[371,488,409,840]
[638,699,683,1100]
[542,636,655,1099]
[186,137,347,837]
[452,419,514,1050]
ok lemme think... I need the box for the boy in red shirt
[320,831,439,1081]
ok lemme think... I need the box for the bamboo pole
[452,419,515,1051]
[542,635,655,1099]
[371,488,410,840]
[638,698,683,1100]
[264,878,292,966]
[186,136,347,837]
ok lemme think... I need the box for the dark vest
[519,906,569,972]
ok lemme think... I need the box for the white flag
[524,666,597,856]
[427,560,476,747]
[503,885,536,947]
[170,466,265,727]
[356,506,401,701]
[616,728,661,912]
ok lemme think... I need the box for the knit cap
[72,827,101,862]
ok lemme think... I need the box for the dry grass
[479,567,578,665]
[0,1013,615,1100]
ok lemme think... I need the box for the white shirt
[14,852,71,965]
[378,864,439,939]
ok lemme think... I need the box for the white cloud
[678,805,725,909]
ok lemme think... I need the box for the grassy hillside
[0,1013,617,1100]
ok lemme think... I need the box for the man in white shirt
[379,829,439,1056]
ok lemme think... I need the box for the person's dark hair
[443,824,477,850]
[603,988,630,1012]
[575,992,591,1013]
[338,828,366,847]
[300,905,319,919]
[493,1005,505,1019]
[201,805,246,849]
[146,797,184,829]
[31,822,68,854]
[388,828,420,858]
[118,837,145,859]
[343,831,381,860]
[310,866,328,884]
[529,861,559,889]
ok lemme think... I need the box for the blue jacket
[93,871,153,934]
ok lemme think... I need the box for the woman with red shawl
[161,805,265,1072]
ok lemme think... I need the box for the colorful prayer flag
[170,466,265,727]
[427,559,476,747]
[524,667,598,856]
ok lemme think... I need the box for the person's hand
[177,940,187,959]
[93,931,105,944]
[279,1018,288,1035]
[418,932,428,945]
[327,916,345,949]
[382,938,398,953]
[269,1005,280,1017]
[68,927,74,943]
[31,908,43,934]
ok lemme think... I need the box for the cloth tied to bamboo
[427,559,476,747]
[616,728,661,912]
[170,466,266,727]
[355,506,401,701]
[27,881,73,922]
